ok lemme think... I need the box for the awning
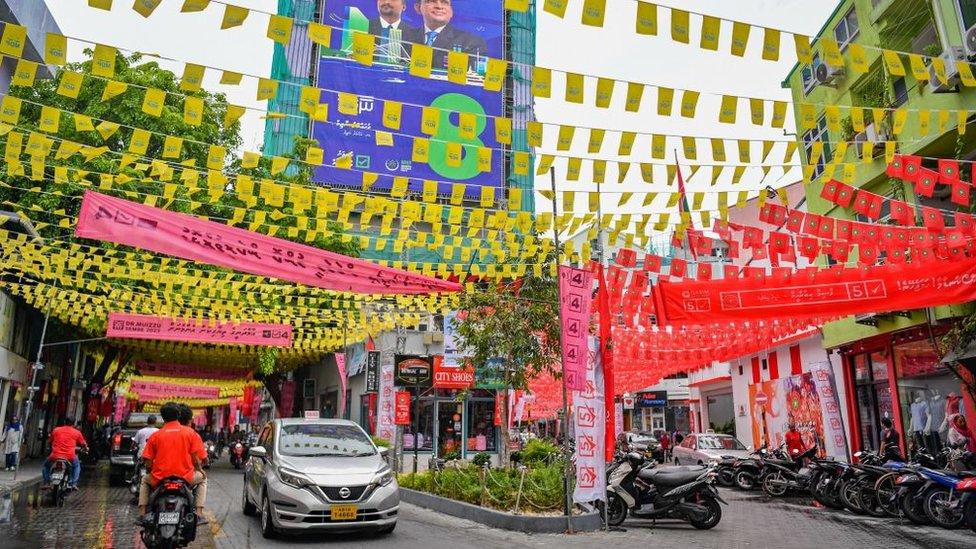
[687,375,732,388]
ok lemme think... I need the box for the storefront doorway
[436,401,463,458]
[851,351,895,453]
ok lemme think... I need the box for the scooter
[958,475,976,533]
[605,451,726,530]
[917,466,967,529]
[732,446,780,491]
[139,476,197,549]
[761,446,818,497]
[230,442,247,469]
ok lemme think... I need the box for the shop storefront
[840,326,976,458]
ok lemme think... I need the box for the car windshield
[698,436,747,451]
[278,424,375,457]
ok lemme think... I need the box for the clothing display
[928,394,946,433]
[909,399,929,433]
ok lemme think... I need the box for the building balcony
[870,0,926,26]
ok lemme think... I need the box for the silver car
[242,418,399,538]
[672,433,751,466]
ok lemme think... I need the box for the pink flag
[336,353,347,417]
[75,191,461,294]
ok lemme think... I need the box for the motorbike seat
[859,464,889,475]
[638,466,706,486]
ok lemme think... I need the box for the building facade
[783,0,976,457]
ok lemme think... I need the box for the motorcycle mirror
[248,446,267,459]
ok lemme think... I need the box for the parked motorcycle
[139,476,197,549]
[605,451,726,529]
[732,446,784,491]
[917,466,967,529]
[713,456,737,488]
[230,442,247,469]
[761,446,818,497]
[833,451,884,515]
[958,475,976,533]
[809,458,848,509]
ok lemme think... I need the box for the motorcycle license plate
[51,472,64,482]
[158,512,180,525]
[330,504,358,521]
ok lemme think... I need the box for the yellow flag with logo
[699,16,720,51]
[95,121,120,140]
[351,32,375,66]
[308,22,331,47]
[957,61,976,87]
[183,96,203,126]
[447,51,469,84]
[0,23,26,57]
[445,142,462,167]
[671,9,690,43]
[338,92,358,115]
[749,98,764,125]
[223,105,245,128]
[595,78,615,108]
[849,43,869,74]
[207,145,226,170]
[580,0,606,27]
[543,0,568,18]
[221,5,249,29]
[821,38,843,67]
[656,87,674,116]
[412,137,430,163]
[44,33,67,65]
[101,80,127,101]
[635,2,658,35]
[11,60,37,88]
[270,156,289,175]
[180,64,205,92]
[382,101,402,130]
[719,95,737,123]
[163,136,183,158]
[132,0,162,17]
[533,67,552,98]
[141,88,166,117]
[711,138,726,161]
[565,72,585,104]
[410,44,433,78]
[618,131,636,155]
[421,107,440,135]
[267,15,293,45]
[527,121,543,147]
[57,71,83,99]
[588,128,605,153]
[881,49,906,76]
[762,28,780,61]
[651,134,666,159]
[908,54,928,81]
[625,82,644,112]
[220,71,242,85]
[793,34,812,65]
[257,78,278,100]
[38,106,60,134]
[91,44,117,78]
[129,128,151,155]
[730,22,750,57]
[494,117,512,144]
[483,58,506,92]
[892,109,908,135]
[458,112,477,140]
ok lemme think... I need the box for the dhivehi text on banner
[657,257,976,324]
[314,1,504,197]
[75,191,461,294]
[107,312,292,346]
[130,379,220,400]
[559,266,594,390]
[137,361,249,380]
[573,336,606,504]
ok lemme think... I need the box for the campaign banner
[315,1,504,196]
[365,350,381,392]
[657,257,976,324]
[130,379,220,401]
[442,311,466,368]
[376,349,396,442]
[336,353,348,417]
[573,337,606,503]
[559,266,594,390]
[107,312,292,347]
[75,191,460,295]
[395,391,412,425]
[136,361,248,380]
[809,361,850,459]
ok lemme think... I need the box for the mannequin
[926,389,945,454]
[909,393,929,455]
[941,392,963,432]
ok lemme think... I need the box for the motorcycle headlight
[277,467,313,489]
[374,466,395,487]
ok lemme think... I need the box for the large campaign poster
[315,1,505,196]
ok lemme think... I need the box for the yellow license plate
[330,504,358,521]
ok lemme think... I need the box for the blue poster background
[313,1,505,195]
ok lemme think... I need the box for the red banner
[75,191,460,295]
[657,257,976,324]
[559,266,594,390]
[108,313,292,346]
[394,391,412,425]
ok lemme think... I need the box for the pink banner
[559,266,594,391]
[228,398,238,429]
[137,361,249,380]
[107,312,292,346]
[130,379,220,400]
[75,191,461,294]
[336,353,347,418]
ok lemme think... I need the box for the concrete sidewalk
[0,461,43,495]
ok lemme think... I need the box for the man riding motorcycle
[133,415,159,462]
[138,403,208,523]
[42,417,88,490]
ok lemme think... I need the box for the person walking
[658,431,671,462]
[2,417,23,470]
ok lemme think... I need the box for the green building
[782,0,976,457]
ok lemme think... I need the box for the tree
[454,256,560,466]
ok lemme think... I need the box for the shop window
[466,400,497,453]
[404,393,434,452]
[833,8,860,50]
[893,339,962,458]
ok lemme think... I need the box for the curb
[400,488,604,533]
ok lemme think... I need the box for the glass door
[436,401,463,459]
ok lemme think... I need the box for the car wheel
[261,494,277,539]
[376,522,397,536]
[697,461,703,466]
[242,483,258,517]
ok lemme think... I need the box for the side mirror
[379,446,390,458]
[249,446,268,459]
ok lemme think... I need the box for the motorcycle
[230,442,247,469]
[713,456,738,488]
[761,446,818,497]
[129,461,147,501]
[917,466,967,529]
[958,475,976,533]
[204,442,217,469]
[809,459,848,509]
[864,451,938,519]
[139,476,197,549]
[732,446,780,491]
[48,458,73,507]
[605,451,726,530]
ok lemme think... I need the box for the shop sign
[622,396,635,409]
[635,391,668,407]
[394,391,412,425]
[394,355,433,387]
[365,351,380,392]
[433,356,475,389]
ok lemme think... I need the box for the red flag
[817,216,835,239]
[915,168,938,197]
[597,264,614,463]
[902,155,922,181]
[696,262,712,281]
[890,200,914,226]
[669,257,687,278]
[886,155,904,178]
[785,210,804,233]
[938,159,960,184]
[956,212,975,235]
[644,254,662,272]
[921,207,945,231]
[616,248,637,267]
[820,179,841,202]
[835,183,855,207]
[951,180,971,206]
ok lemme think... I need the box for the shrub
[472,452,492,468]
[371,436,391,448]
[397,462,565,512]
[520,439,561,466]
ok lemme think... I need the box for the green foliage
[472,452,492,468]
[258,347,278,376]
[398,463,564,512]
[371,436,391,448]
[519,438,562,466]
[442,449,462,461]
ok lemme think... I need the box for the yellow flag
[771,101,787,128]
[221,5,249,29]
[892,109,908,135]
[56,71,83,99]
[656,87,674,116]
[821,38,843,67]
[447,51,469,84]
[458,112,477,140]
[762,28,780,61]
[825,105,841,133]
[513,151,530,175]
[179,63,205,92]
[700,16,720,51]
[682,136,697,160]
[719,95,737,123]
[375,130,394,146]
[565,72,585,104]
[798,103,816,129]
[849,43,869,74]
[412,137,430,163]
[444,141,462,167]
[44,33,67,65]
[421,107,440,135]
[932,57,948,85]
[141,88,166,117]
[207,145,226,170]
[881,49,906,76]
[163,136,183,158]
[267,15,293,45]
[494,117,512,144]
[749,98,764,125]
[183,96,204,126]
[38,106,60,134]
[793,34,812,65]
[851,107,864,132]
[181,0,210,12]
[305,22,331,48]
[505,0,529,12]
[95,121,120,140]
[580,0,606,27]
[650,134,666,159]
[625,82,644,112]
[711,138,726,161]
[409,44,433,78]
[730,22,750,57]
[533,67,552,98]
[595,77,615,108]
[918,110,930,135]
[132,0,162,17]
[670,9,690,43]
[257,78,278,100]
[223,105,245,128]
[543,0,568,18]
[300,86,321,114]
[908,54,928,81]
[483,58,506,92]
[270,156,289,175]
[382,100,402,130]
[556,125,574,151]
[618,131,636,155]
[351,32,375,66]
[129,128,151,155]
[11,59,37,88]
[91,44,117,78]
[0,23,26,57]
[958,61,976,87]
[101,80,127,101]
[220,71,243,85]
[338,92,358,115]
[635,2,658,35]
[73,113,94,132]
[480,185,496,207]
[588,128,605,153]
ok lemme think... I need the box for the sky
[42,0,840,221]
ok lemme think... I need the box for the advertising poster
[442,311,465,368]
[315,1,505,196]
[376,349,397,442]
[573,337,606,504]
[559,266,594,391]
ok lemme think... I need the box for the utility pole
[550,168,574,533]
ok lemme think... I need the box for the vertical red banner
[559,266,594,390]
[394,391,412,425]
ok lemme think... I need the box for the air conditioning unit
[966,25,976,59]
[927,47,964,92]
[815,62,845,87]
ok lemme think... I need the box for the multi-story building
[783,0,976,458]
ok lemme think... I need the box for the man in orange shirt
[785,423,806,460]
[42,416,88,489]
[139,402,207,520]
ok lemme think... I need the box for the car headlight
[375,466,394,487]
[277,467,313,489]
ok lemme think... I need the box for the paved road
[1,460,974,548]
